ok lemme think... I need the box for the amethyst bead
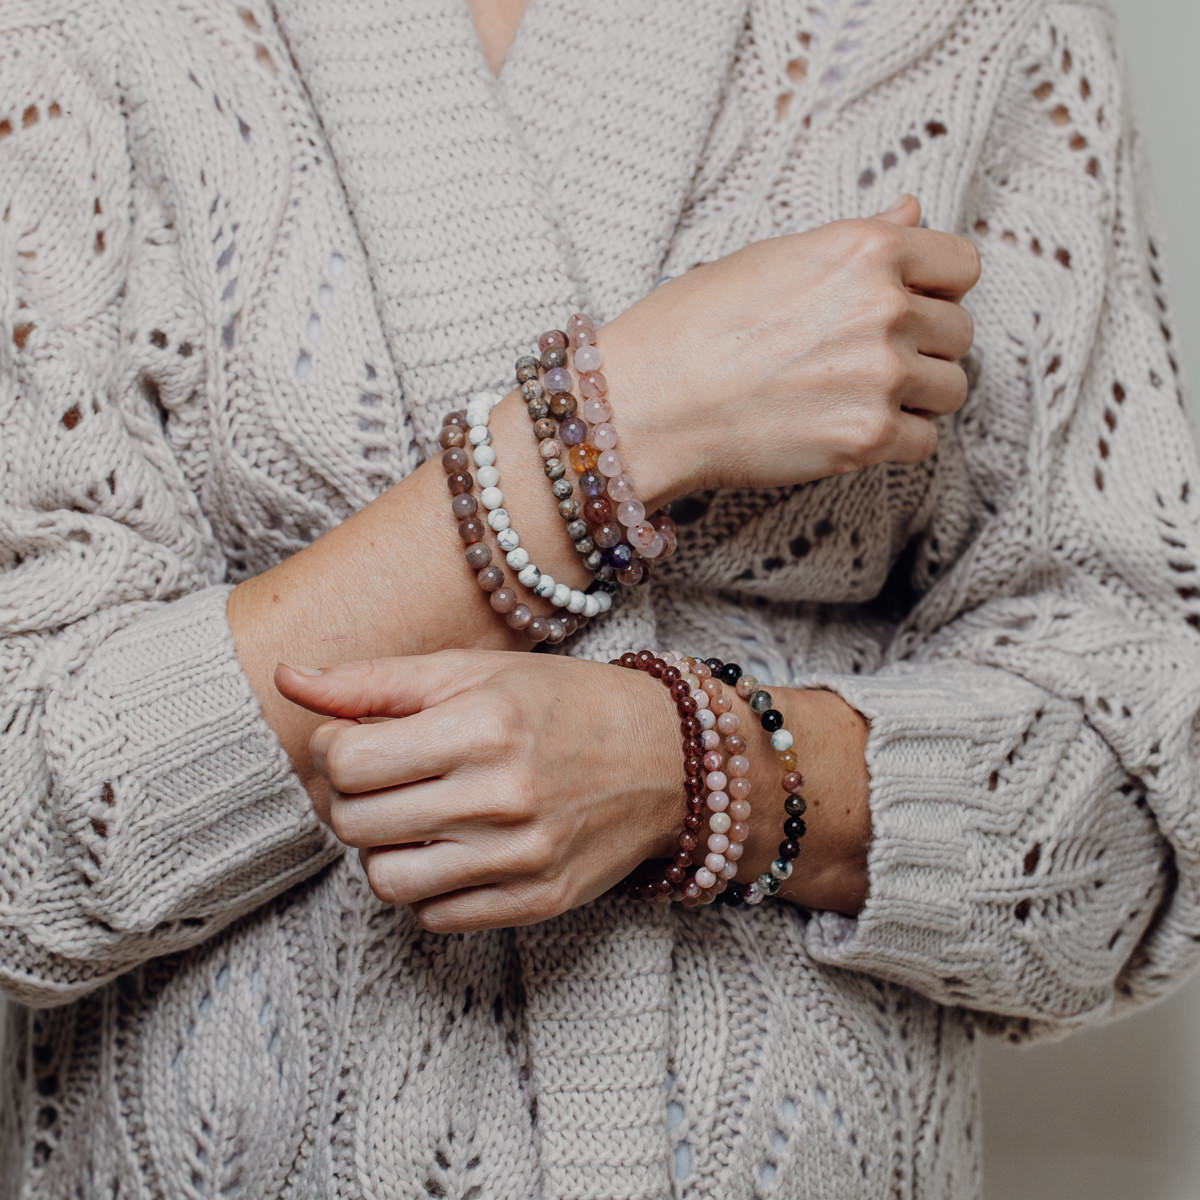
[606,542,634,570]
[559,416,588,446]
[544,367,573,395]
[579,470,607,497]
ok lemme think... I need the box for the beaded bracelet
[466,390,610,621]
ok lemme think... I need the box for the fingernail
[282,663,324,676]
[882,194,909,213]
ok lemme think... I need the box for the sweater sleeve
[796,3,1200,1039]
[0,17,339,1008]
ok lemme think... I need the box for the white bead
[708,811,731,834]
[705,852,726,874]
[477,465,500,489]
[518,564,541,588]
[770,859,794,881]
[480,486,503,510]
[696,708,716,730]
[551,582,571,608]
[595,591,613,612]
[708,833,730,854]
[496,528,520,552]
[583,594,601,619]
[770,729,794,752]
[534,574,556,598]
[566,590,587,614]
[468,425,490,446]
[466,407,489,428]
[506,547,530,570]
[472,444,496,468]
[691,688,709,710]
[487,508,510,531]
[693,867,716,889]
[470,389,502,409]
[720,861,739,881]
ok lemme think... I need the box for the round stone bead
[472,443,496,468]
[770,729,794,752]
[770,858,794,881]
[539,439,563,461]
[616,560,645,586]
[518,564,541,589]
[743,881,764,905]
[705,853,727,874]
[567,590,587,614]
[606,542,634,570]
[727,755,750,778]
[516,355,540,382]
[544,367,573,394]
[784,794,807,817]
[458,518,486,544]
[729,820,750,843]
[778,839,801,861]
[574,343,603,373]
[718,663,742,685]
[725,734,747,755]
[545,618,567,644]
[592,422,618,451]
[578,470,607,497]
[506,603,533,630]
[477,565,504,592]
[527,397,550,420]
[761,708,783,732]
[728,777,752,802]
[549,392,577,419]
[597,451,622,478]
[487,508,511,531]
[441,446,468,472]
[778,749,799,771]
[533,417,558,441]
[578,370,607,398]
[708,833,730,854]
[583,549,604,572]
[490,587,518,613]
[475,464,499,489]
[784,816,807,840]
[651,514,677,557]
[702,750,721,771]
[696,708,716,731]
[708,810,731,834]
[465,543,492,570]
[606,474,634,502]
[583,500,613,530]
[446,471,472,495]
[749,690,773,714]
[582,594,601,619]
[544,459,566,481]
[480,486,503,510]
[581,396,612,424]
[527,617,550,643]
[758,873,782,896]
[506,547,530,570]
[716,712,740,736]
[540,346,567,370]
[538,329,567,352]
[782,771,803,793]
[559,416,588,446]
[569,443,599,474]
[497,528,520,552]
[439,425,465,449]
[551,582,571,608]
[533,574,557,599]
[707,790,729,812]
[593,522,623,549]
[467,425,490,447]
[451,492,478,519]
[729,798,752,821]
[575,537,595,556]
[566,311,595,338]
[552,479,574,502]
[566,519,588,542]
[617,499,645,527]
[735,675,757,700]
[693,866,717,890]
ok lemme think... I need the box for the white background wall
[981,1,1200,1196]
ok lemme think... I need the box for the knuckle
[848,405,895,456]
[472,705,516,757]
[366,857,402,906]
[869,344,910,397]
[537,875,574,920]
[323,735,363,791]
[875,286,912,332]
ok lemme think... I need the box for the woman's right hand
[603,194,980,503]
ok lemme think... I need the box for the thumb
[873,192,921,226]
[274,652,482,719]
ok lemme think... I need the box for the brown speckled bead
[446,471,472,496]
[476,566,504,592]
[533,417,558,441]
[549,391,577,419]
[465,543,491,570]
[458,518,486,544]
[438,425,465,449]
[441,447,468,473]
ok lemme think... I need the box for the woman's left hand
[274,650,683,932]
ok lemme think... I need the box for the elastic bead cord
[468,388,610,622]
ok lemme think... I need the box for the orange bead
[569,442,599,473]
[777,749,799,771]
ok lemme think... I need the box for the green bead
[770,858,793,881]
[749,689,773,714]
[758,873,781,895]
[784,794,807,817]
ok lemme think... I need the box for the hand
[273,651,683,932]
[605,194,980,502]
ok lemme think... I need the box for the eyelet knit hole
[1022,844,1041,874]
[1032,80,1053,101]
[255,44,278,75]
[13,321,34,349]
[22,105,38,128]
[60,405,81,430]
[1050,104,1069,125]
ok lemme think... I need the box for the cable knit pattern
[1,0,1197,1196]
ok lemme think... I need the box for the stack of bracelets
[442,313,807,902]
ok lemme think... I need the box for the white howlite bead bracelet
[467,389,608,619]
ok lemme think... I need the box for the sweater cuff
[48,585,338,936]
[788,662,1053,1000]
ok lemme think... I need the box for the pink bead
[729,798,752,821]
[606,475,635,502]
[651,513,678,557]
[643,533,666,558]
[708,833,730,854]
[570,328,595,349]
[566,312,595,338]
[694,662,711,679]
[711,694,732,714]
[578,370,608,398]
[693,866,716,889]
[782,771,804,793]
[691,689,710,711]
[592,422,618,451]
[727,755,750,778]
[617,560,646,587]
[617,499,645,527]
[539,329,567,352]
[701,677,722,698]
[539,438,563,460]
[706,790,729,812]
[705,853,727,874]
[705,770,727,791]
[716,712,740,736]
[729,821,751,843]
[581,396,612,424]
[724,734,747,755]
[574,343,603,373]
[630,523,658,551]
[700,729,721,750]
[725,841,744,861]
[729,777,752,801]
[720,861,739,880]
[702,750,723,772]
[597,451,622,477]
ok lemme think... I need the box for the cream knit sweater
[2,0,1199,1196]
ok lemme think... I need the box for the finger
[899,353,969,416]
[907,293,975,362]
[412,881,566,934]
[312,694,483,794]
[275,649,486,719]
[361,841,544,908]
[895,226,982,300]
[886,411,940,465]
[871,193,921,227]
[329,776,489,848]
